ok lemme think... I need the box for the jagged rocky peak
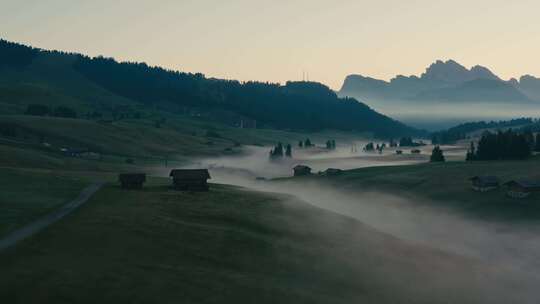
[421,59,471,84]
[420,60,501,84]
[470,65,500,80]
[520,74,540,83]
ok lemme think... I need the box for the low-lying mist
[153,145,540,302]
[368,100,540,130]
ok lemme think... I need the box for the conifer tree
[430,146,445,162]
[466,141,476,161]
[285,144,292,157]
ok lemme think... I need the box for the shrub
[53,106,77,118]
[25,104,50,116]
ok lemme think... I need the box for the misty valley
[3,20,540,304]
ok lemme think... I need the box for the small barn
[119,173,146,189]
[170,169,211,191]
[470,176,499,192]
[293,165,312,177]
[61,148,89,157]
[504,180,540,199]
[324,168,343,176]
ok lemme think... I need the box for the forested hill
[0,39,421,137]
[431,118,534,144]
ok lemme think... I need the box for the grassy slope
[0,53,136,114]
[0,167,87,237]
[0,183,510,304]
[0,114,366,161]
[0,48,372,162]
[305,158,540,220]
[0,114,366,240]
[0,48,373,159]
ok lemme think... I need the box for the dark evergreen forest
[0,39,420,137]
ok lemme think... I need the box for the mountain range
[339,59,540,103]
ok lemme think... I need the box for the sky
[2,0,540,89]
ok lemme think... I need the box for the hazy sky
[2,0,540,89]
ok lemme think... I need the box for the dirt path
[0,183,103,252]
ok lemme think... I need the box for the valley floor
[0,181,529,304]
[2,136,540,303]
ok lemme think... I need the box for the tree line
[0,40,422,138]
[269,142,292,159]
[73,55,417,136]
[466,129,533,161]
[432,118,534,145]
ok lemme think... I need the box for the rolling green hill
[0,39,420,138]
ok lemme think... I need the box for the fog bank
[153,145,540,302]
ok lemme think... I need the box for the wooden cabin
[61,148,89,157]
[504,180,540,198]
[119,173,146,189]
[324,168,343,176]
[470,176,499,192]
[169,169,211,191]
[293,165,312,177]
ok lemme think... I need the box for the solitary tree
[430,146,445,162]
[304,138,312,147]
[298,140,304,148]
[364,142,374,151]
[466,141,476,161]
[285,144,292,157]
[274,142,284,157]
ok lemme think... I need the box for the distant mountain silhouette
[516,75,540,100]
[0,39,421,137]
[340,60,536,103]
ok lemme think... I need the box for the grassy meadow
[0,182,513,304]
[0,167,87,238]
[302,157,540,221]
[0,114,366,162]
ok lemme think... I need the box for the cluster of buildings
[117,166,539,201]
[470,176,540,199]
[118,169,211,191]
[292,165,342,177]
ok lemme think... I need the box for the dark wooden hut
[119,173,146,189]
[293,165,312,177]
[324,168,343,176]
[62,148,89,157]
[504,180,540,198]
[470,176,499,192]
[169,169,211,191]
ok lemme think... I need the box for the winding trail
[0,183,103,252]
